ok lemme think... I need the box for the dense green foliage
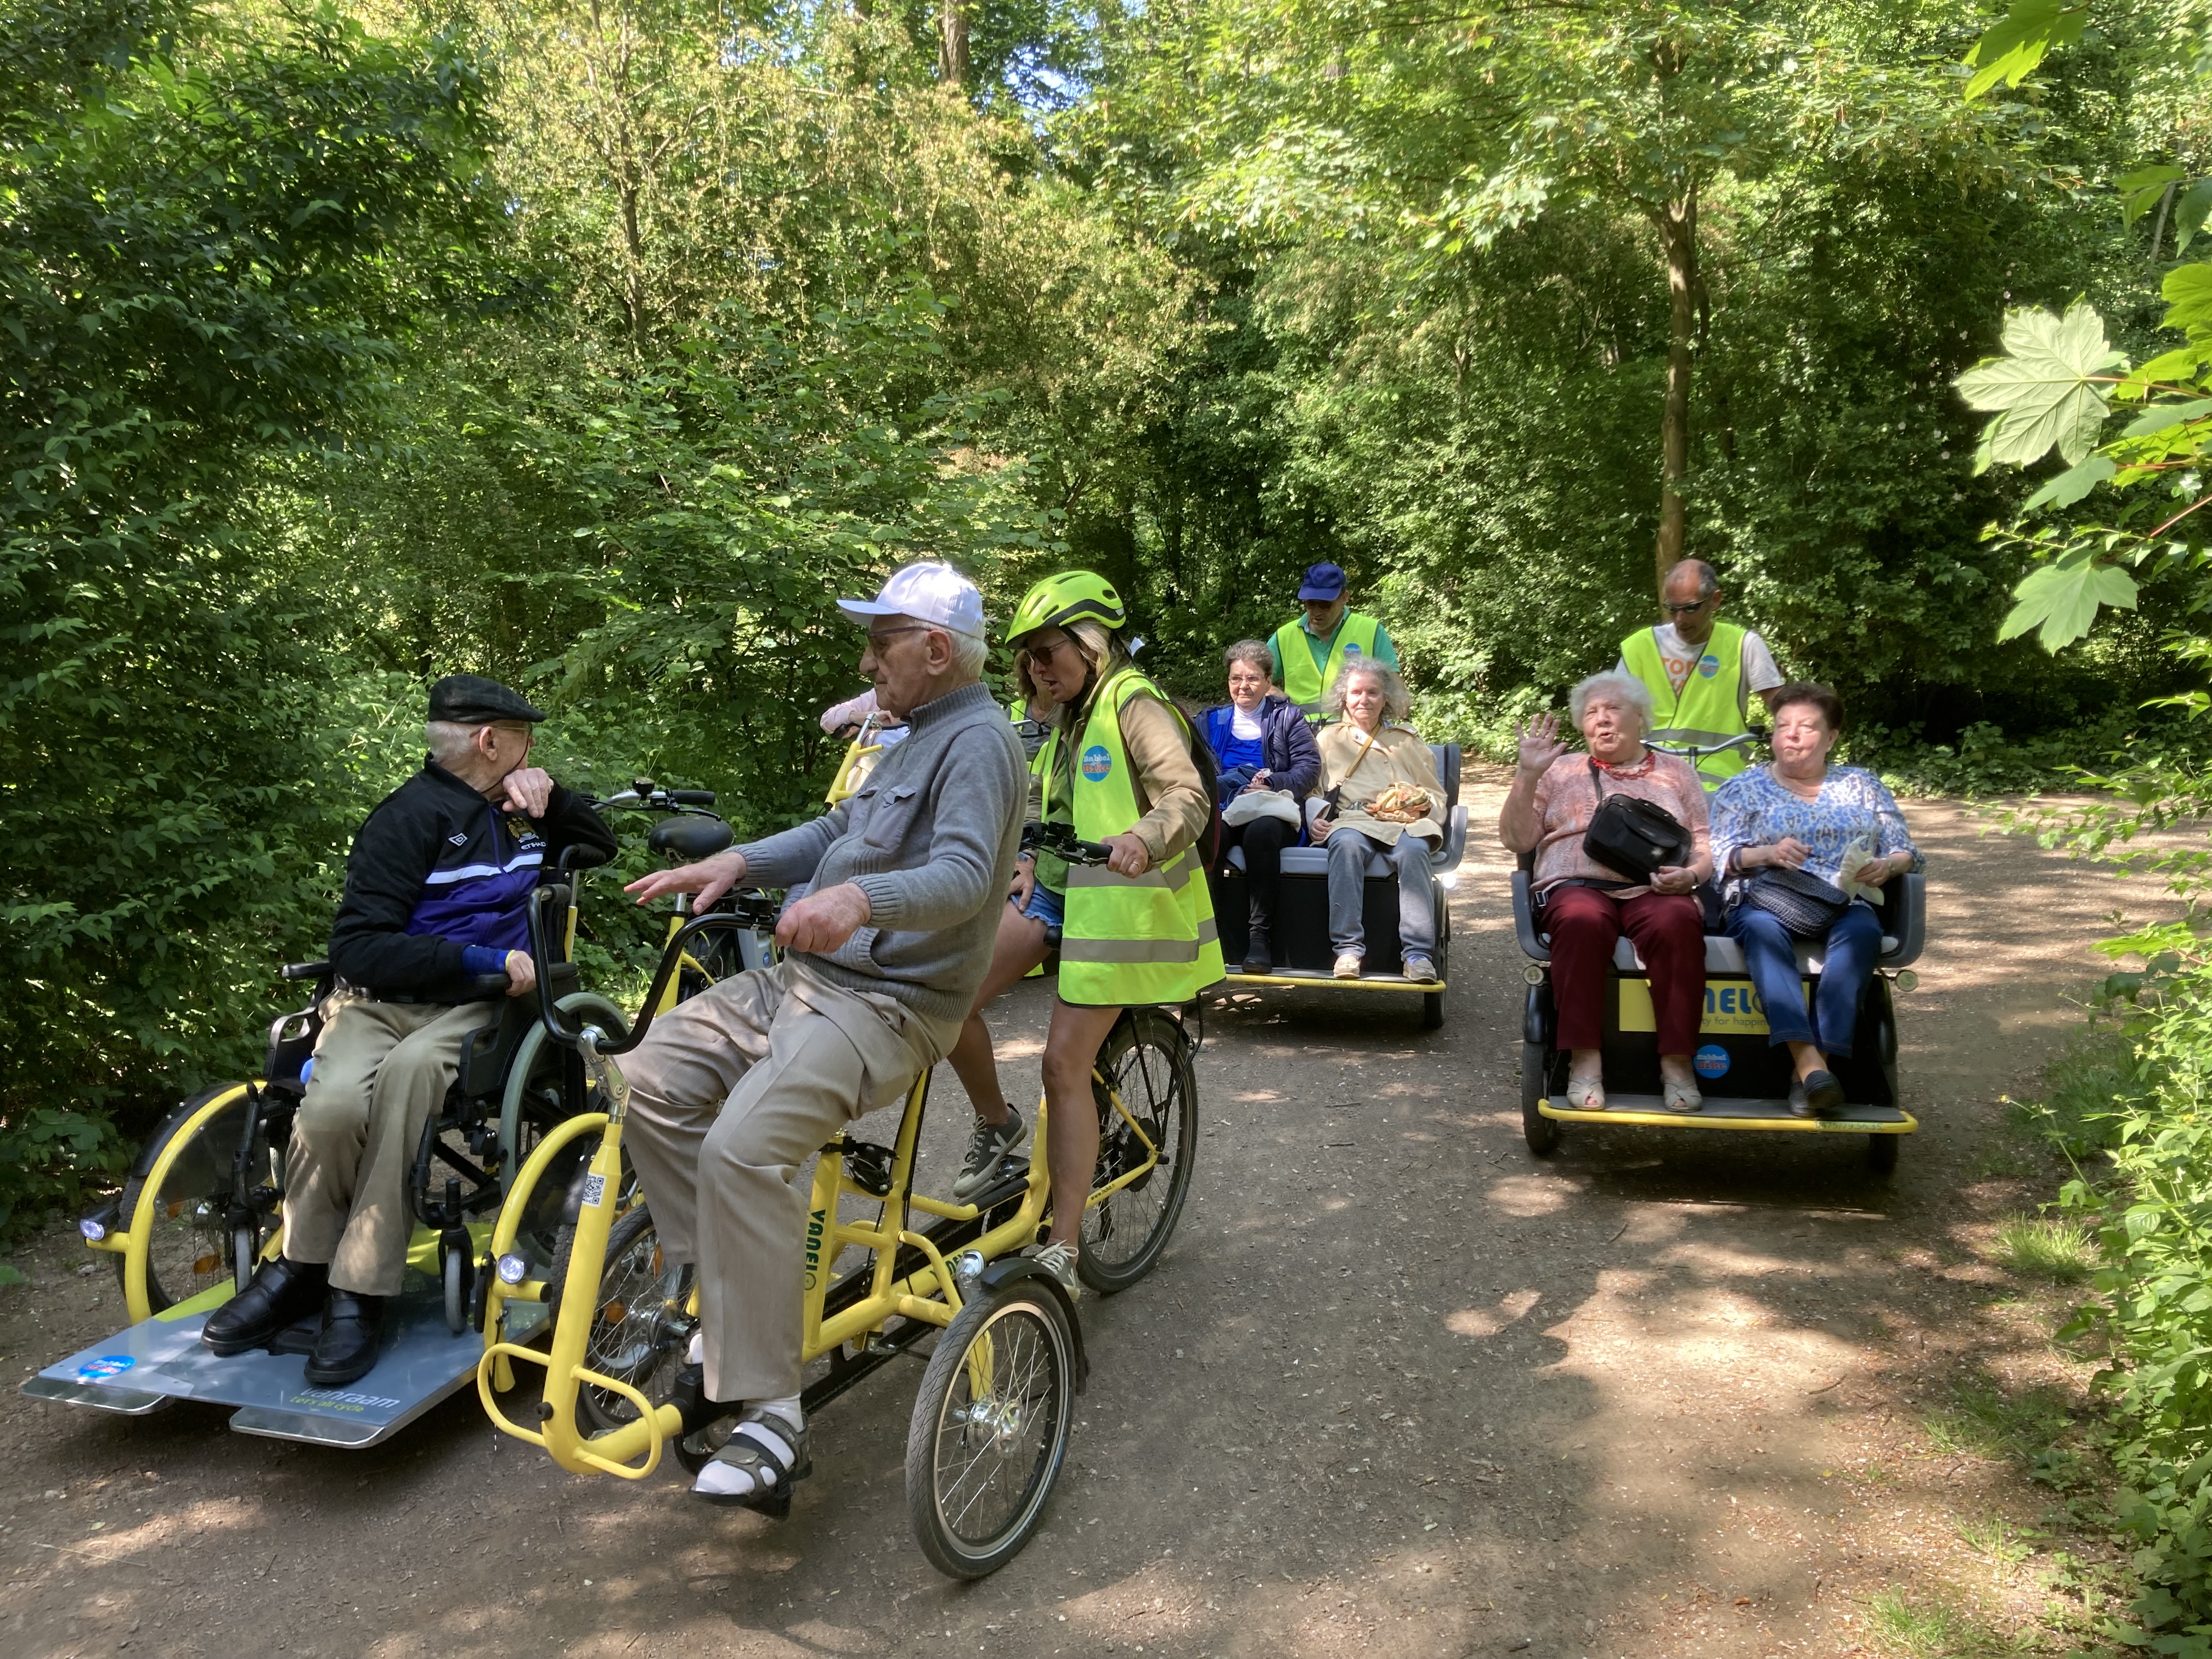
[2,0,2205,1238]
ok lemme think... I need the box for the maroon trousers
[1543,885,1705,1054]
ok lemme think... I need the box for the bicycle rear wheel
[119,1086,280,1315]
[906,1281,1074,1578]
[1077,1008,1197,1294]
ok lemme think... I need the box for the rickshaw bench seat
[1221,742,1468,878]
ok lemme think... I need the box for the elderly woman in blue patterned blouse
[1709,682,1923,1118]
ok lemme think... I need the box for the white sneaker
[1333,953,1363,979]
[1032,1240,1081,1303]
[1401,955,1438,983]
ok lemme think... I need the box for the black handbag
[1737,865,1852,938]
[1581,759,1690,882]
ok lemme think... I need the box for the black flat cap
[427,674,546,725]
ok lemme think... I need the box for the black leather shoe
[304,1291,385,1386]
[1243,927,1273,974]
[202,1257,327,1356]
[1788,1077,1813,1118]
[1803,1069,1847,1118]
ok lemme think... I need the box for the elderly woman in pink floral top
[1499,670,1713,1111]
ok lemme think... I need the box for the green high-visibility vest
[1622,620,1751,787]
[1270,611,1383,707]
[1039,667,1224,1007]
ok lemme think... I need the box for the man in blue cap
[1267,562,1400,709]
[200,674,616,1386]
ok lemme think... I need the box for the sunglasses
[1664,598,1712,614]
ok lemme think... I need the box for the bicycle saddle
[650,815,735,860]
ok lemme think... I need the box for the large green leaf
[2121,166,2188,227]
[2024,453,2115,509]
[1997,557,2140,653]
[1964,0,2089,100]
[2163,264,2212,338]
[2177,180,2212,257]
[1956,304,2122,467]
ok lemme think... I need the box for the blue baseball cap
[1297,562,1347,602]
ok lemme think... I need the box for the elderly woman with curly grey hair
[1498,669,1713,1112]
[1310,658,1446,982]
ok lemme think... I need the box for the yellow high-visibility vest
[1039,667,1223,1006]
[1270,611,1382,707]
[1622,620,1751,787]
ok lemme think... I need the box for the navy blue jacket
[327,760,617,1001]
[1201,694,1321,802]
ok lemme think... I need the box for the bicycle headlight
[496,1253,529,1286]
[953,1250,985,1290]
[79,1217,106,1243]
[1523,965,1548,985]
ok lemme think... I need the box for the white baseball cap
[837,562,985,640]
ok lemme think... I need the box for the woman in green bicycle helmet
[943,572,1222,1290]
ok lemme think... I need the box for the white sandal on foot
[1564,1075,1605,1111]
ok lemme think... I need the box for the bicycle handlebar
[524,884,782,1056]
[1022,822,1113,867]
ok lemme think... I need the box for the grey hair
[1665,558,1719,600]
[424,720,482,766]
[1223,639,1273,679]
[1322,658,1410,722]
[943,627,988,680]
[1568,670,1654,733]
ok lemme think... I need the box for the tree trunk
[1654,184,1697,594]
[938,0,969,84]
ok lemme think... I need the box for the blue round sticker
[1080,744,1114,782]
[1697,653,1721,679]
[76,1355,136,1383]
[1694,1044,1731,1080]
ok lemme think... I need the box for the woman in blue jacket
[1203,640,1322,971]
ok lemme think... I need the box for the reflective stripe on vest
[1271,611,1382,707]
[1622,620,1750,786]
[1041,667,1225,1006]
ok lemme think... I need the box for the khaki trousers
[622,960,956,1402]
[282,995,493,1296]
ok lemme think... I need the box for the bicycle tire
[116,1085,280,1317]
[1076,1007,1197,1294]
[906,1281,1075,1578]
[1521,1041,1559,1156]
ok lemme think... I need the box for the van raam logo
[804,1206,827,1289]
[1080,744,1113,782]
[288,1386,402,1413]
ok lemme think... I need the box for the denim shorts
[1017,882,1066,932]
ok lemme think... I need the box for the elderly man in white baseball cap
[618,561,1025,1513]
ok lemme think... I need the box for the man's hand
[626,848,747,909]
[503,949,538,998]
[498,767,555,817]
[1649,864,1698,896]
[1102,832,1152,878]
[1515,713,1568,777]
[775,883,872,955]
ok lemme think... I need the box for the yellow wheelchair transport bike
[479,865,1200,1578]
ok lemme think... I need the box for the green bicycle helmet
[1007,570,1127,640]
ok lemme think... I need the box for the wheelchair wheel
[905,1279,1075,1579]
[1521,1041,1559,1156]
[117,1084,281,1317]
[1077,1007,1197,1295]
[550,1204,696,1435]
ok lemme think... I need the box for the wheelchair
[1209,741,1469,1028]
[1511,854,1926,1172]
[35,788,757,1447]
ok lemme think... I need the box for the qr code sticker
[582,1173,607,1209]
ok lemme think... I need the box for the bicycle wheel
[546,1204,696,1436]
[117,1085,280,1316]
[1521,1040,1560,1156]
[906,1280,1075,1578]
[1077,1007,1197,1294]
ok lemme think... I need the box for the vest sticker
[1697,653,1721,679]
[77,1355,136,1383]
[1344,643,1363,658]
[1081,744,1113,782]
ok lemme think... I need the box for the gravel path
[0,783,2164,1657]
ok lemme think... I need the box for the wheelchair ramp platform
[1537,1096,1916,1134]
[23,1280,533,1449]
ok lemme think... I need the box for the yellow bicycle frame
[478,1046,1165,1479]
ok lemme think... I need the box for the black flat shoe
[1803,1069,1847,1118]
[1242,928,1273,974]
[202,1257,327,1355]
[304,1291,385,1387]
[1788,1077,1813,1119]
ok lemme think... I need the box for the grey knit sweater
[736,680,1025,1026]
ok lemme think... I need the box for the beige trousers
[283,995,494,1296]
[621,960,956,1402]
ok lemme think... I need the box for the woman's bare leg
[944,902,1052,1125]
[1785,1039,1831,1080]
[1039,1000,1123,1247]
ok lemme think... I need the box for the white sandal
[1564,1075,1605,1111]
[1661,1077,1703,1113]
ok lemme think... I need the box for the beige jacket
[1313,721,1444,848]
[1030,681,1211,868]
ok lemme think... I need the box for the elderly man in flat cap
[201,675,616,1386]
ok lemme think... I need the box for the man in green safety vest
[1267,562,1398,709]
[1617,558,1785,790]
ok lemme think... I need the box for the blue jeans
[1326,829,1437,960]
[1727,900,1883,1057]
